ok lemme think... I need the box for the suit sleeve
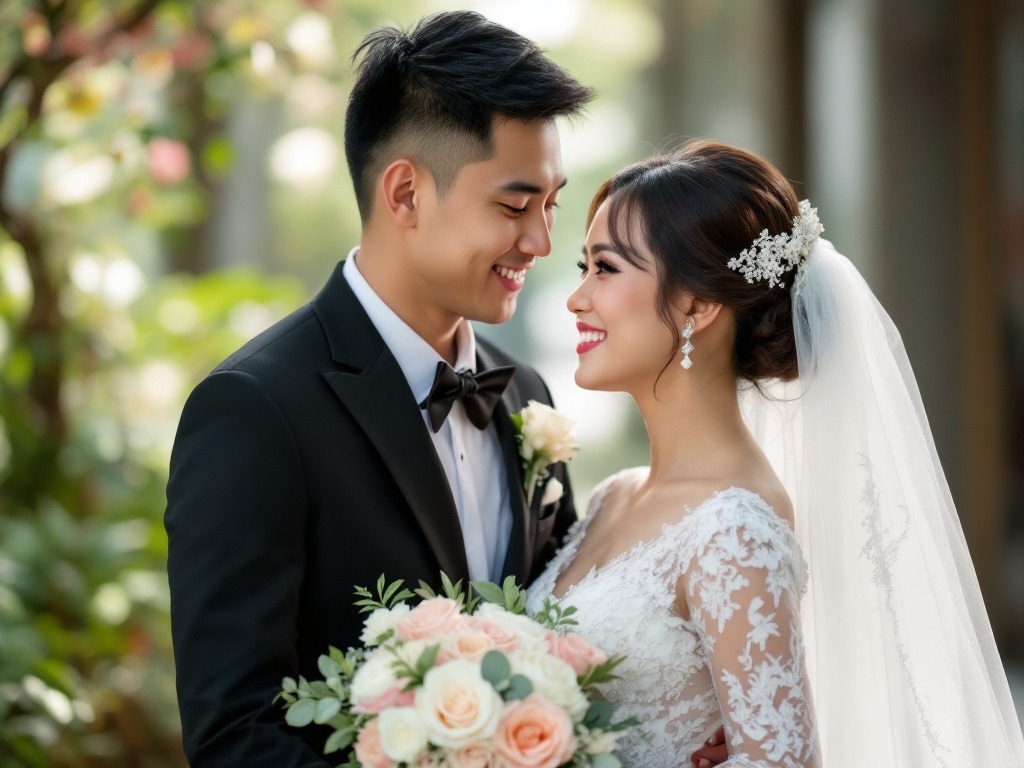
[165,370,329,767]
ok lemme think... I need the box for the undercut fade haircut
[345,11,594,220]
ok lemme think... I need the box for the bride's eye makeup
[577,258,619,276]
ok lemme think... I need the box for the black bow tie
[420,362,515,433]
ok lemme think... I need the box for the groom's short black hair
[345,11,593,221]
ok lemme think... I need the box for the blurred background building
[0,0,1021,764]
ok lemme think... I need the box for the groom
[165,11,592,767]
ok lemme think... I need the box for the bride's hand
[689,726,727,767]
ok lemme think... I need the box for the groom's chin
[479,297,518,325]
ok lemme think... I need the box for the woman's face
[567,199,679,393]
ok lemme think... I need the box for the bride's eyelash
[577,259,619,276]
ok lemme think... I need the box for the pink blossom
[146,138,191,185]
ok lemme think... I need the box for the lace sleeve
[681,510,819,768]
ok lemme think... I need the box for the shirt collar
[343,248,477,405]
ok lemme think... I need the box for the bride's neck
[633,369,752,485]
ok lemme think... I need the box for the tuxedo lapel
[313,263,470,584]
[477,345,532,583]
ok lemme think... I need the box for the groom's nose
[516,212,553,257]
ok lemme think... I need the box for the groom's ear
[379,158,420,228]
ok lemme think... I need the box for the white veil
[739,238,1024,766]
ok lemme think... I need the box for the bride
[525,141,1024,767]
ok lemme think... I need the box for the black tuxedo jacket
[164,261,577,766]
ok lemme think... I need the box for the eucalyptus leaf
[318,654,341,678]
[324,728,355,754]
[504,673,533,700]
[313,697,342,724]
[480,650,511,685]
[285,698,317,728]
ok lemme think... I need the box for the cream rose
[518,401,578,464]
[544,631,609,675]
[493,694,577,768]
[351,651,400,705]
[446,742,496,768]
[510,652,588,720]
[396,598,466,641]
[414,659,503,748]
[377,706,429,764]
[361,603,412,646]
[437,630,497,665]
[474,604,547,643]
[354,719,391,768]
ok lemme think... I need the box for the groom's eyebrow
[497,177,568,195]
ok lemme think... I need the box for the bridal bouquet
[277,575,636,768]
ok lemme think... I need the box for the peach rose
[544,631,609,675]
[446,742,497,768]
[494,694,577,768]
[353,685,416,714]
[354,719,392,768]
[396,598,466,641]
[464,616,519,654]
[438,631,497,665]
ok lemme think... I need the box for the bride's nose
[567,281,591,314]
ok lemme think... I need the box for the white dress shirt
[343,250,513,582]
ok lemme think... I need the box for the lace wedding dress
[526,468,820,768]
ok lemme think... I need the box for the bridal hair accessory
[727,200,824,289]
[680,320,694,369]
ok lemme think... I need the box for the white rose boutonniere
[512,401,578,507]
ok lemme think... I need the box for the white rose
[540,477,564,507]
[377,706,429,763]
[510,652,588,720]
[350,651,399,704]
[519,401,578,464]
[415,659,503,748]
[475,603,547,642]
[361,603,412,646]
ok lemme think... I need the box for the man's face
[409,117,565,325]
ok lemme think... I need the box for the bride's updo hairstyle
[588,140,801,382]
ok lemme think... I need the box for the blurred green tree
[0,2,315,764]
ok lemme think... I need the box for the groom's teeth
[495,266,526,283]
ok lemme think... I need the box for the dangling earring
[680,320,694,369]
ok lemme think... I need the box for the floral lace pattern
[525,469,820,767]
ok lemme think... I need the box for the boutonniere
[511,400,578,507]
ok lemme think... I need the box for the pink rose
[446,742,497,768]
[494,694,577,768]
[438,631,497,665]
[354,719,392,768]
[353,685,416,714]
[544,631,608,676]
[396,598,466,641]
[464,616,518,654]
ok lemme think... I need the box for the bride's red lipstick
[576,322,607,355]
